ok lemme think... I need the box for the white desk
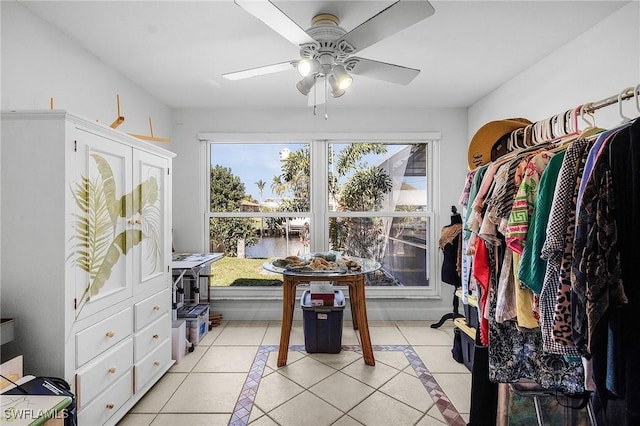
[171,253,223,310]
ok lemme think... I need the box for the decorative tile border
[230,344,465,426]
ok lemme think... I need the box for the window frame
[198,132,442,300]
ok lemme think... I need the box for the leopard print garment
[552,141,592,347]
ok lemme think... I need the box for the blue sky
[211,143,305,201]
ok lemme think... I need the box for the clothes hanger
[547,106,584,153]
[578,102,606,140]
[634,84,640,115]
[618,87,634,124]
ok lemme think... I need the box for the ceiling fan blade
[347,57,420,85]
[234,0,315,46]
[222,60,296,80]
[338,0,435,54]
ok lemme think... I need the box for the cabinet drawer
[134,314,170,363]
[76,308,132,367]
[134,289,170,331]
[78,369,133,426]
[76,338,133,408]
[135,338,171,393]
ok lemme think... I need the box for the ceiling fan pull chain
[313,76,317,116]
[324,76,329,120]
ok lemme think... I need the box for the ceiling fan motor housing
[300,13,354,73]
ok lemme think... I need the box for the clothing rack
[506,85,640,150]
[585,85,639,113]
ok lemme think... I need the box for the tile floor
[117,320,471,426]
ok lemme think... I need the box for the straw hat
[467,118,531,169]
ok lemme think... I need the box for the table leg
[353,276,375,366]
[277,278,296,367]
[348,287,359,330]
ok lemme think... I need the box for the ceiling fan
[223,0,435,105]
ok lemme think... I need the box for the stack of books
[310,282,335,306]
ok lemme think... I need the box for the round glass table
[263,257,381,367]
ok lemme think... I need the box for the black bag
[451,327,464,363]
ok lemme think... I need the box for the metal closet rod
[586,85,640,113]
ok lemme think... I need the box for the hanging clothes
[439,218,463,287]
[485,240,585,393]
[518,150,565,294]
[538,139,592,356]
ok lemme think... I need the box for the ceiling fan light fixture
[332,64,352,90]
[328,75,346,98]
[297,58,319,77]
[296,74,316,95]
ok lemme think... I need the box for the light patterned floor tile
[162,372,246,413]
[309,371,375,411]
[253,370,305,413]
[193,345,259,372]
[340,357,400,388]
[414,345,470,374]
[265,349,306,371]
[213,323,268,345]
[248,413,279,425]
[379,370,435,412]
[367,326,409,345]
[150,413,230,425]
[331,415,364,426]
[416,411,448,425]
[308,350,362,369]
[197,323,224,346]
[348,390,423,426]
[168,344,208,373]
[268,391,343,426]
[374,350,411,370]
[116,413,156,426]
[129,372,187,413]
[397,324,455,346]
[432,373,472,414]
[276,355,338,388]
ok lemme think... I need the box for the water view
[245,236,308,259]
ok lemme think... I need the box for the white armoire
[1,110,176,426]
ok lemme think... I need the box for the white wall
[468,1,640,137]
[0,1,172,138]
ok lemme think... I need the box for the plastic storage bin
[301,289,345,354]
[177,303,209,346]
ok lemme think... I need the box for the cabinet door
[132,150,170,294]
[70,129,134,319]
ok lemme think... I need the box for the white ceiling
[20,0,629,110]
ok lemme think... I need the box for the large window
[203,136,437,292]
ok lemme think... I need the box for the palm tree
[255,179,266,237]
[271,175,286,197]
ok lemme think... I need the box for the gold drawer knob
[105,331,115,338]
[153,305,160,311]
[153,361,160,366]
[108,367,116,374]
[152,334,159,339]
[106,403,115,410]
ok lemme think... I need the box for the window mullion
[310,139,328,252]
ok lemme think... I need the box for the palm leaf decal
[71,154,162,315]
[91,154,119,227]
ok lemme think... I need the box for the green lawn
[209,256,283,287]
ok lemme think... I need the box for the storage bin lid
[301,289,345,310]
